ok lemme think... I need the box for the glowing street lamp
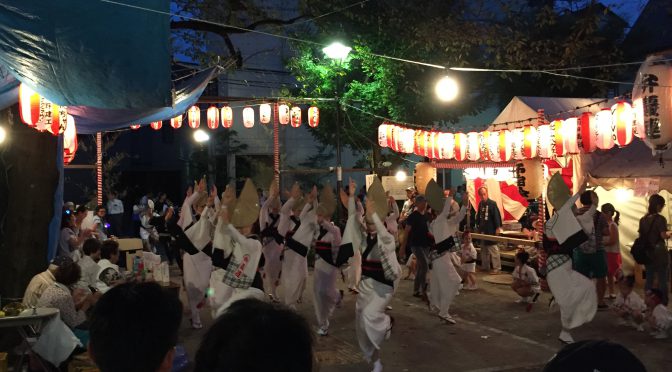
[193,129,210,143]
[395,170,407,181]
[322,42,352,61]
[435,76,459,102]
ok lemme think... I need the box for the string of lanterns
[131,103,320,131]
[378,101,643,162]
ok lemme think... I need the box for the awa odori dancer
[425,180,468,324]
[312,184,345,336]
[543,174,597,344]
[259,181,284,301]
[281,185,319,309]
[210,179,265,317]
[342,178,401,372]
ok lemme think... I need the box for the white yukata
[259,197,283,299]
[211,223,263,316]
[512,264,541,293]
[281,200,317,308]
[428,198,466,320]
[460,243,477,273]
[342,196,401,363]
[344,200,365,290]
[313,220,343,332]
[182,205,216,327]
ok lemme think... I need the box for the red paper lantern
[498,130,512,161]
[290,107,302,127]
[478,131,491,161]
[207,106,219,129]
[612,102,633,147]
[523,126,537,158]
[413,130,424,156]
[170,115,182,129]
[18,84,67,135]
[579,112,596,153]
[454,133,467,161]
[221,106,233,128]
[278,104,290,125]
[467,132,480,161]
[388,125,400,152]
[150,121,162,130]
[551,120,565,156]
[260,104,272,124]
[243,106,255,128]
[63,115,78,165]
[537,124,552,158]
[595,108,614,150]
[308,106,319,128]
[188,106,200,128]
[511,128,525,160]
[563,117,579,154]
[130,124,141,130]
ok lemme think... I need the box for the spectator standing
[92,205,109,241]
[639,194,671,306]
[476,187,502,274]
[601,203,621,299]
[106,191,124,237]
[403,195,431,298]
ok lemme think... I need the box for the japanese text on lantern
[642,73,660,139]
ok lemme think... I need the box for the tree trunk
[0,104,58,299]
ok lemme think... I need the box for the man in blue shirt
[476,187,502,274]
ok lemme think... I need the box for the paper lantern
[308,106,319,128]
[278,104,290,125]
[551,120,565,156]
[523,126,537,158]
[563,117,579,153]
[579,112,596,153]
[290,107,302,127]
[498,130,512,161]
[243,106,255,128]
[611,102,633,147]
[63,115,77,165]
[221,106,233,128]
[631,97,645,139]
[170,115,182,129]
[389,125,400,152]
[595,108,614,150]
[466,132,480,161]
[438,132,454,160]
[207,106,219,129]
[378,124,389,147]
[479,131,491,161]
[259,103,272,124]
[130,124,141,130]
[400,128,415,154]
[18,84,67,135]
[150,121,162,130]
[632,52,672,151]
[454,133,467,161]
[413,130,425,156]
[537,124,552,158]
[511,128,525,160]
[188,106,200,128]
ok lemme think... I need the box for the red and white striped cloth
[468,178,529,221]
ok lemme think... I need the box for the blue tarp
[0,0,172,109]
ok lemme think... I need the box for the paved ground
[175,269,671,372]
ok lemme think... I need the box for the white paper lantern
[278,104,290,125]
[511,128,525,160]
[243,106,255,128]
[488,131,501,162]
[466,132,480,161]
[563,117,579,154]
[537,124,552,158]
[595,108,614,150]
[259,103,272,124]
[438,132,454,160]
[632,52,672,151]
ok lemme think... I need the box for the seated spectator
[22,257,65,307]
[37,257,97,330]
[645,288,672,339]
[92,205,109,241]
[195,299,314,372]
[543,340,646,372]
[89,282,182,372]
[611,275,645,331]
[78,238,102,290]
[96,240,122,293]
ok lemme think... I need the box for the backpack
[578,211,601,254]
[631,215,657,265]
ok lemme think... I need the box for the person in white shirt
[645,289,672,339]
[22,261,60,307]
[96,240,123,293]
[77,238,102,290]
[106,191,125,237]
[259,182,283,301]
[511,250,541,311]
[611,275,645,331]
[59,211,93,262]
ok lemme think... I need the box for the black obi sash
[361,234,393,287]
